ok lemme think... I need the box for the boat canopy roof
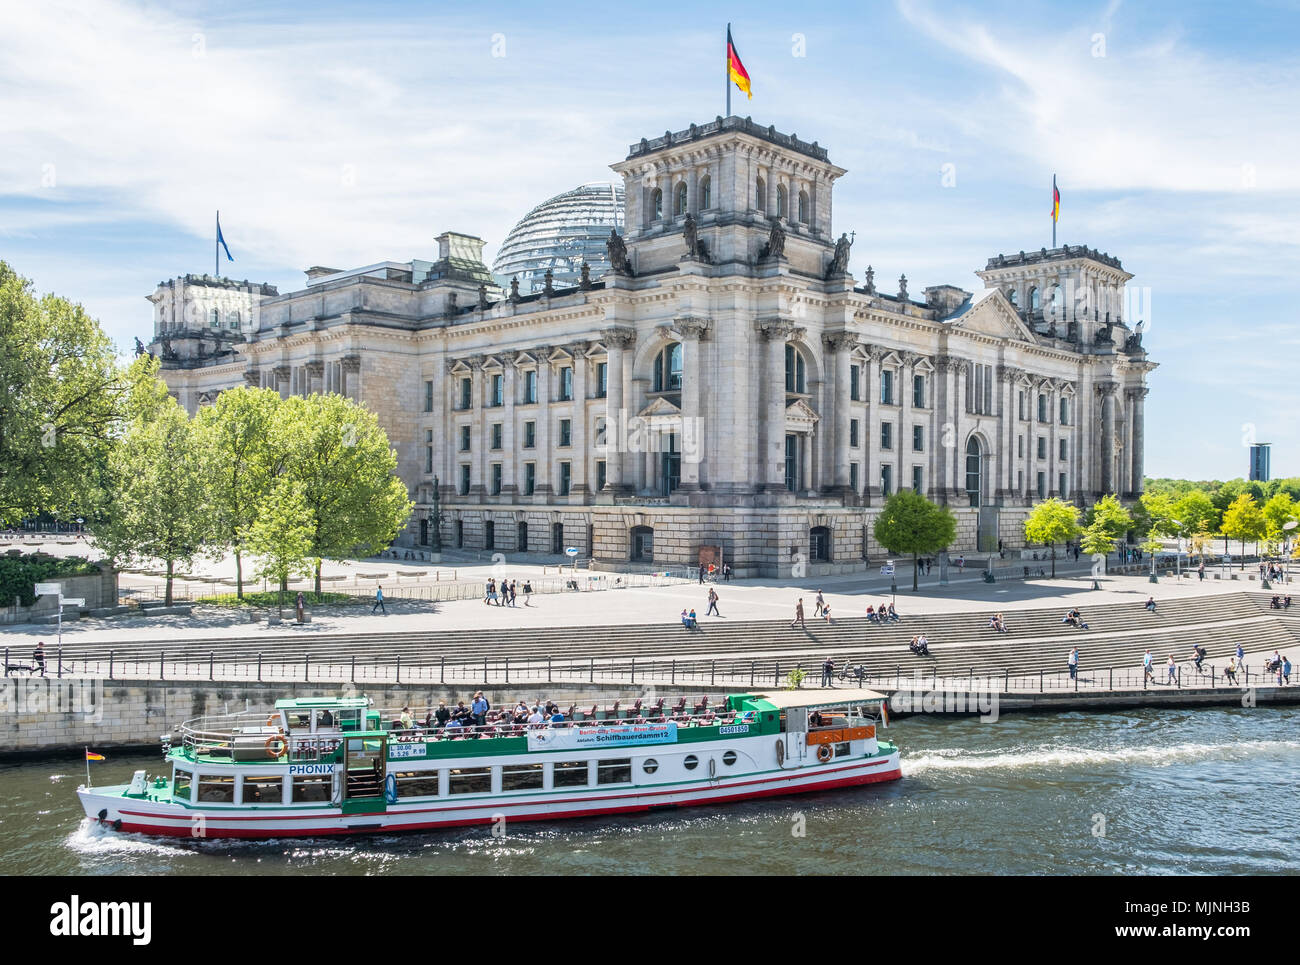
[273,697,371,711]
[745,689,887,712]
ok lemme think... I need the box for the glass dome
[493,182,625,293]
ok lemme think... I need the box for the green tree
[0,261,129,525]
[1172,489,1217,538]
[91,386,215,605]
[1220,492,1265,567]
[1080,520,1116,574]
[1088,494,1134,545]
[1261,492,1297,549]
[1022,498,1080,578]
[872,490,957,591]
[277,394,413,595]
[243,479,316,617]
[194,387,281,599]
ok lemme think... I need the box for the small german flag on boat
[727,26,751,100]
[85,750,105,761]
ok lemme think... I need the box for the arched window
[630,525,654,562]
[1029,286,1040,313]
[653,342,683,392]
[699,176,711,210]
[227,311,240,330]
[674,182,688,216]
[810,526,831,562]
[755,177,765,212]
[1007,287,1018,307]
[965,437,982,507]
[797,190,809,223]
[516,521,528,552]
[651,188,663,220]
[208,308,219,329]
[784,344,806,395]
[776,184,788,219]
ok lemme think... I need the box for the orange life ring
[265,736,288,758]
[816,743,833,763]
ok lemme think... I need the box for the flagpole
[1051,177,1056,249]
[85,747,91,788]
[215,210,220,278]
[725,24,731,118]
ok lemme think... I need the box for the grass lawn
[194,591,363,608]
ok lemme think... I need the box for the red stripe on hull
[106,767,902,839]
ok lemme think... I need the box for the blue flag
[216,216,234,262]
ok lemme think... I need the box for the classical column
[602,328,635,492]
[535,350,552,495]
[1130,386,1147,495]
[676,316,710,491]
[822,332,856,492]
[995,365,1014,501]
[304,360,324,396]
[1047,381,1059,496]
[756,318,794,490]
[502,360,518,497]
[1098,382,1117,494]
[272,364,291,400]
[469,357,486,500]
[339,355,360,401]
[866,347,884,500]
[570,342,589,495]
[898,352,918,496]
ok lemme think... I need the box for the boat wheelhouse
[77,690,900,838]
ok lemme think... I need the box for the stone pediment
[944,288,1036,342]
[785,398,820,426]
[638,396,681,419]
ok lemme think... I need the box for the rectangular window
[1059,438,1068,460]
[558,461,571,496]
[850,462,859,491]
[490,423,502,450]
[459,377,472,410]
[459,425,471,452]
[425,429,434,474]
[490,463,502,496]
[393,771,440,798]
[523,370,537,404]
[500,764,545,792]
[596,362,607,397]
[1038,394,1048,423]
[912,466,923,494]
[881,422,893,450]
[1018,390,1026,420]
[850,365,861,401]
[912,425,924,451]
[291,775,331,803]
[458,464,471,496]
[1037,471,1046,499]
[596,460,607,491]
[553,760,589,788]
[1059,472,1068,497]
[597,758,632,785]
[559,418,572,447]
[448,767,492,795]
[240,774,284,805]
[490,373,504,407]
[423,380,433,413]
[1017,435,1024,458]
[196,775,235,803]
[850,419,860,448]
[881,464,893,497]
[1037,437,1046,460]
[524,462,536,496]
[559,366,573,401]
[881,370,895,405]
[172,769,192,802]
[523,420,536,448]
[1059,397,1069,425]
[913,373,926,408]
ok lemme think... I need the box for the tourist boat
[76,690,900,838]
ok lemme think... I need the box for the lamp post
[1283,519,1298,584]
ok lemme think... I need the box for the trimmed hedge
[0,555,100,608]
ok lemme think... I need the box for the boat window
[500,763,545,791]
[336,710,362,732]
[172,768,192,802]
[196,775,235,803]
[241,774,285,804]
[292,774,332,803]
[553,761,589,788]
[393,771,440,798]
[597,759,632,785]
[778,713,787,733]
[448,767,491,795]
[642,758,659,774]
[288,711,313,730]
[683,755,699,771]
[834,743,851,758]
[722,750,738,767]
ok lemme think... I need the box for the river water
[3,707,1297,876]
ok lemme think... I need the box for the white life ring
[816,743,833,763]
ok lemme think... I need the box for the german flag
[85,750,105,761]
[1051,175,1060,223]
[727,26,751,100]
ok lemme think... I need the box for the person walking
[1282,655,1292,686]
[1235,643,1245,671]
[1068,647,1079,681]
[1142,650,1153,685]
[821,656,835,688]
[790,598,806,629]
[522,580,533,606]
[1198,561,1205,581]
[296,591,305,623]
[470,691,489,727]
[1167,655,1178,686]
[723,562,731,582]
[33,641,46,677]
[814,590,826,618]
[698,563,705,584]
[706,588,721,617]
[509,580,517,607]
[372,584,386,615]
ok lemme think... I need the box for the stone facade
[150,115,1155,576]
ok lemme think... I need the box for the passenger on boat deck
[319,709,333,726]
[549,706,566,724]
[528,705,544,726]
[434,700,451,729]
[400,707,415,730]
[450,701,471,728]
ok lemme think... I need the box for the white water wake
[903,739,1300,775]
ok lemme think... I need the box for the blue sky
[3,0,1298,479]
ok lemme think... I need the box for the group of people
[908,634,931,656]
[1260,562,1288,583]
[988,613,1009,633]
[1062,607,1089,629]
[396,693,571,739]
[866,602,900,623]
[484,578,533,607]
[1269,595,1293,609]
[697,562,732,583]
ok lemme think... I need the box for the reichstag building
[147,115,1154,576]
